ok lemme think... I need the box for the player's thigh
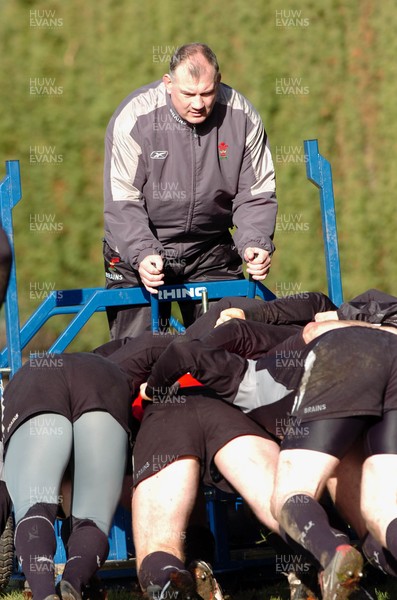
[214,434,279,500]
[326,439,367,538]
[214,434,280,532]
[361,454,397,543]
[72,411,128,534]
[5,414,73,523]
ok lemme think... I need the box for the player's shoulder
[109,80,167,126]
[217,82,261,122]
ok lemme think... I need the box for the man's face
[163,59,221,125]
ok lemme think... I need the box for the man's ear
[163,73,172,94]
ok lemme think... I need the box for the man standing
[103,43,277,338]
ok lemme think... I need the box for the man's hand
[140,382,152,400]
[315,310,339,322]
[244,247,271,280]
[215,308,246,327]
[138,255,164,294]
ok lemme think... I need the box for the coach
[103,42,277,338]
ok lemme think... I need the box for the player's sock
[0,481,11,534]
[61,516,109,592]
[14,503,58,599]
[139,551,189,589]
[279,494,348,569]
[362,531,397,577]
[272,530,319,568]
[385,518,397,565]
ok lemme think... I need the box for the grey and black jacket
[104,80,277,269]
[337,289,397,328]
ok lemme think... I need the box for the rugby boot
[286,571,320,600]
[57,580,83,600]
[145,568,202,600]
[319,545,364,600]
[187,560,225,600]
[348,586,376,600]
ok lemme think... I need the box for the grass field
[3,567,397,600]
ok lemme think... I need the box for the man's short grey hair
[169,43,220,80]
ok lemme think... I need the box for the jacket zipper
[186,126,198,232]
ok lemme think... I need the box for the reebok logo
[150,150,168,159]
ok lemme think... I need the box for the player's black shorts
[291,327,397,422]
[132,389,274,494]
[281,416,369,458]
[2,353,132,447]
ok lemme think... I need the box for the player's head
[163,43,221,125]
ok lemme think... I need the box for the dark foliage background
[1,0,396,351]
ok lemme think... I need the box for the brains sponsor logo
[135,461,150,479]
[105,272,123,281]
[303,404,326,414]
[7,413,19,433]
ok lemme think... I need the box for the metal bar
[0,279,275,362]
[201,288,209,313]
[150,294,160,333]
[0,161,23,375]
[304,139,343,306]
[247,275,257,298]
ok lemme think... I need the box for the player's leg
[209,415,321,600]
[361,411,397,555]
[4,414,73,600]
[131,397,212,599]
[132,458,201,597]
[214,434,280,533]
[59,411,128,600]
[326,438,368,539]
[271,418,368,600]
[358,347,397,577]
